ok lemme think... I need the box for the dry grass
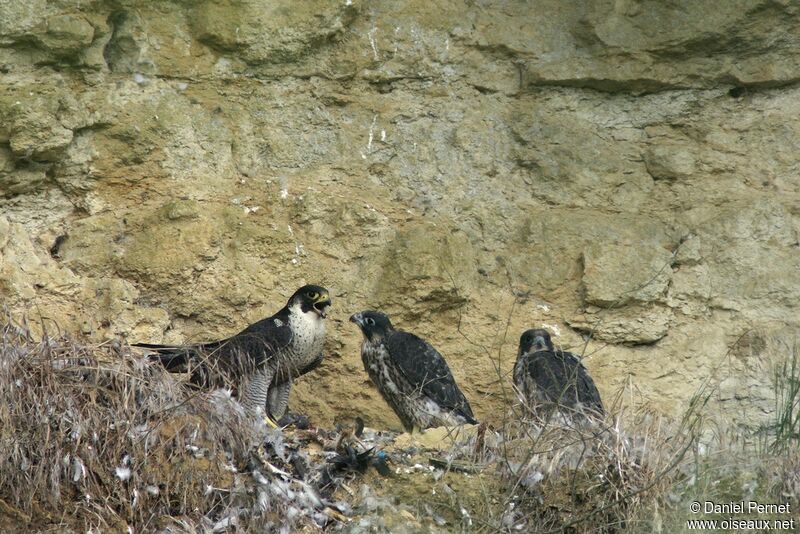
[3,312,799,533]
[417,353,800,533]
[0,316,319,532]
[411,387,705,533]
[500,395,704,533]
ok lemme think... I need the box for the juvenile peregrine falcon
[513,328,603,422]
[136,285,331,424]
[350,310,477,432]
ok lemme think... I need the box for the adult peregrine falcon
[136,285,331,424]
[350,310,477,432]
[513,328,603,422]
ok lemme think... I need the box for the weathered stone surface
[582,243,674,307]
[685,200,800,319]
[0,215,8,249]
[644,142,696,181]
[191,0,358,65]
[506,209,678,298]
[374,223,475,314]
[32,14,95,55]
[9,112,73,162]
[0,0,798,431]
[0,0,49,42]
[0,162,48,197]
[568,304,673,345]
[467,0,800,91]
[0,216,82,316]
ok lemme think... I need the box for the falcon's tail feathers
[135,343,193,370]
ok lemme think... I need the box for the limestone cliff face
[1,0,798,430]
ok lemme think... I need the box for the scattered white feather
[252,470,269,485]
[212,515,237,533]
[115,466,131,481]
[72,456,86,482]
[286,506,300,521]
[460,506,473,526]
[257,488,270,510]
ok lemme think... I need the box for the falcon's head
[349,310,393,342]
[519,328,554,355]
[291,285,332,318]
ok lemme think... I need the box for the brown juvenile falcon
[513,328,603,423]
[350,310,477,432]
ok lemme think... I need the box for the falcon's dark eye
[306,291,319,300]
[366,317,375,326]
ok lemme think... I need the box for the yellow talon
[264,415,280,429]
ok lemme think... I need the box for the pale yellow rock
[392,425,481,452]
[33,14,94,54]
[582,243,674,307]
[0,0,797,432]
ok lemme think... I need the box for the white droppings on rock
[279,176,289,199]
[541,323,561,337]
[368,27,379,60]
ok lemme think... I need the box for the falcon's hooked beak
[533,335,549,351]
[349,312,363,326]
[313,293,332,318]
